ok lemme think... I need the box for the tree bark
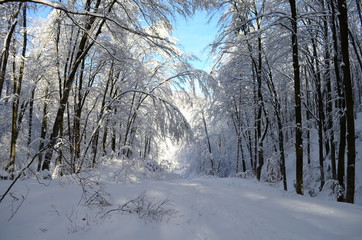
[0,3,22,98]
[338,0,356,204]
[73,59,85,166]
[37,87,49,171]
[310,36,325,190]
[305,67,311,165]
[7,4,27,172]
[202,110,214,172]
[255,29,264,182]
[322,1,336,179]
[27,87,35,157]
[289,0,304,195]
[329,0,346,199]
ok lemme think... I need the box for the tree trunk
[246,128,254,170]
[37,87,49,171]
[27,87,35,158]
[310,36,325,190]
[202,111,214,172]
[255,31,264,182]
[73,59,85,166]
[322,2,336,179]
[305,67,311,165]
[329,0,346,199]
[0,3,22,98]
[338,0,356,204]
[356,0,362,27]
[7,4,27,172]
[289,0,303,195]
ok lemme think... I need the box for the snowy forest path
[1,177,361,239]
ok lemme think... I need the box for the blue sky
[172,11,219,71]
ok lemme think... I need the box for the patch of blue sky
[172,10,218,72]
[27,4,52,19]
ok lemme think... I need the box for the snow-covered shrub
[99,155,177,183]
[236,169,255,179]
[303,164,322,197]
[319,180,344,201]
[52,164,74,179]
[266,158,282,183]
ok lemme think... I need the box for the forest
[0,0,361,206]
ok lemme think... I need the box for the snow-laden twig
[102,191,178,222]
[8,185,29,221]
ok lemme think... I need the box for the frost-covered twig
[0,147,47,204]
[8,186,29,221]
[73,172,112,207]
[102,191,177,222]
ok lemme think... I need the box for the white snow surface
[1,174,361,240]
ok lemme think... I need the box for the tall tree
[338,0,356,203]
[289,0,303,195]
[6,3,27,172]
[322,0,336,180]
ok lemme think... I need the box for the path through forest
[1,176,361,239]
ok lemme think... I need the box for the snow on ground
[1,174,361,240]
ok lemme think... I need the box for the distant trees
[183,0,360,203]
[0,0,196,177]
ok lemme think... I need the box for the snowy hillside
[1,175,361,240]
